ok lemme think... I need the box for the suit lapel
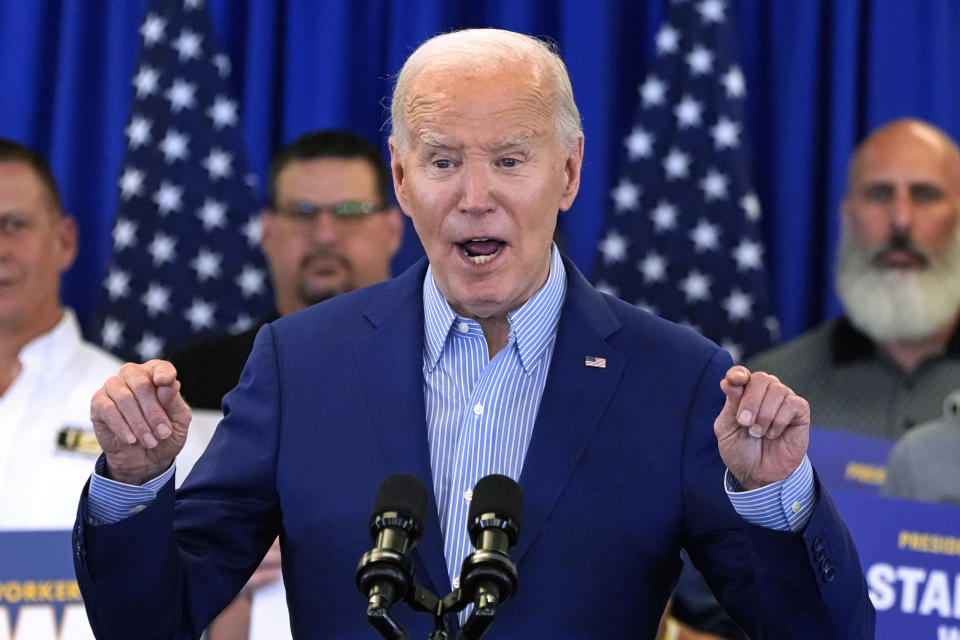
[515,259,625,563]
[352,259,451,596]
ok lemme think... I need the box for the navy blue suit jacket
[74,257,874,639]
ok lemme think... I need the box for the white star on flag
[184,298,217,331]
[699,169,729,201]
[685,45,714,75]
[611,178,641,212]
[135,332,165,361]
[202,148,233,180]
[656,25,681,55]
[133,65,161,98]
[674,95,703,128]
[141,282,172,317]
[159,128,190,163]
[152,181,184,215]
[710,117,741,149]
[732,239,764,270]
[147,231,178,266]
[624,127,655,159]
[101,317,125,350]
[171,28,203,62]
[104,268,131,300]
[197,198,227,230]
[119,168,145,200]
[112,218,138,250]
[638,251,668,283]
[164,78,197,112]
[722,289,754,322]
[206,96,238,129]
[235,265,267,298]
[697,0,727,24]
[598,230,629,264]
[140,14,167,47]
[640,75,669,108]
[689,219,721,252]
[740,192,761,220]
[721,66,746,98]
[190,248,222,281]
[650,200,679,231]
[663,147,691,180]
[126,116,153,148]
[242,214,262,247]
[680,270,712,303]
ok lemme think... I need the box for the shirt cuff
[86,454,176,525]
[725,455,815,532]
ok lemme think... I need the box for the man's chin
[298,282,350,307]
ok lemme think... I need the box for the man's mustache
[299,248,349,270]
[870,232,930,267]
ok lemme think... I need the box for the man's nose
[889,190,915,234]
[458,164,495,215]
[308,210,339,242]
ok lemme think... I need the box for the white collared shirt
[0,310,122,530]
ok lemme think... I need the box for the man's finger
[109,364,170,448]
[91,388,137,446]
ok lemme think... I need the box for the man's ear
[559,134,585,212]
[55,215,79,272]
[388,137,412,219]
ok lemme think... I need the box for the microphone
[457,474,523,639]
[356,473,430,619]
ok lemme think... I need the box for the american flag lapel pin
[584,355,607,369]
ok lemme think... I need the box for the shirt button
[791,501,802,514]
[458,322,469,332]
[463,489,473,501]
[473,403,484,416]
[453,576,461,588]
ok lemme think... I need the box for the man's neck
[0,307,64,396]
[477,317,511,359]
[878,313,959,373]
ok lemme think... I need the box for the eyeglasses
[271,200,387,224]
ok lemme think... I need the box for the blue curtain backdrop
[2,0,959,344]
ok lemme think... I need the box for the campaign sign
[0,530,93,640]
[832,491,960,639]
[808,427,894,493]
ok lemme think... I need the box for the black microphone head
[369,473,430,541]
[468,474,523,547]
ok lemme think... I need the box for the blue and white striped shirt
[423,245,566,591]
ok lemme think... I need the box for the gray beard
[835,227,960,342]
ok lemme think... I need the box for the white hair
[836,223,960,342]
[389,29,582,151]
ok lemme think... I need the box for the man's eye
[0,216,30,234]
[862,185,893,202]
[911,184,943,202]
[433,159,453,169]
[499,158,519,168]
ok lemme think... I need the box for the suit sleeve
[73,324,284,640]
[681,348,875,639]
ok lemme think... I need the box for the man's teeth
[468,251,497,265]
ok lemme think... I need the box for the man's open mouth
[457,238,505,265]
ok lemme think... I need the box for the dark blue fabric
[2,0,959,343]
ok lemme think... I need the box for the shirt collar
[423,244,567,373]
[831,314,960,364]
[18,309,81,378]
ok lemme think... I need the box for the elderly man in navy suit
[75,29,874,639]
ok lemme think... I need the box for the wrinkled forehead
[403,66,556,144]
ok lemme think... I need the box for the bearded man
[747,118,960,440]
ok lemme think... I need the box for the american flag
[94,0,273,363]
[592,0,778,363]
